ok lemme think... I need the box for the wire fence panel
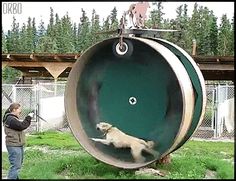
[37,83,68,132]
[2,84,14,110]
[192,84,216,139]
[215,85,234,139]
[192,83,234,140]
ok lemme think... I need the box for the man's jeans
[6,146,24,179]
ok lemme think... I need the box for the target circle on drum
[129,97,137,105]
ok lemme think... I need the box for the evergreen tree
[36,35,58,53]
[25,17,34,52]
[19,23,28,52]
[55,13,60,24]
[168,19,178,43]
[217,14,232,55]
[148,2,165,29]
[47,7,54,37]
[90,9,102,45]
[58,13,75,53]
[73,23,78,52]
[172,5,185,47]
[229,16,234,55]
[181,4,192,52]
[38,18,46,37]
[2,67,22,83]
[53,13,62,53]
[2,23,21,83]
[41,7,58,53]
[32,17,37,52]
[198,6,212,55]
[188,4,215,55]
[188,3,201,55]
[77,8,90,51]
[161,18,171,40]
[6,30,11,52]
[35,18,46,53]
[101,15,111,39]
[6,16,21,53]
[110,7,119,30]
[2,29,7,53]
[208,12,218,55]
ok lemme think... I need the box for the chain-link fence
[192,83,234,140]
[2,82,234,140]
[2,83,69,133]
[192,84,216,139]
[214,84,234,139]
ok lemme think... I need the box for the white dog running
[91,122,159,163]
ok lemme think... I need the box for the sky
[1,1,234,31]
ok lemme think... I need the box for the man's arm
[7,116,32,131]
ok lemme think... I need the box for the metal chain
[118,13,126,51]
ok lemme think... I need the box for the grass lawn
[2,130,234,179]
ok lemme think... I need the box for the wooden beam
[198,64,234,71]
[202,70,234,81]
[192,39,196,56]
[2,61,74,68]
[192,56,234,62]
[74,55,80,59]
[30,54,39,61]
[22,71,51,77]
[42,62,73,79]
[22,71,70,78]
[7,54,16,61]
[54,55,62,61]
[3,61,43,67]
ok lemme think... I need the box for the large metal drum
[64,37,206,169]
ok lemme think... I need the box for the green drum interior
[76,38,184,163]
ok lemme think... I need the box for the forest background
[2,2,234,83]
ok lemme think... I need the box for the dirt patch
[204,169,217,179]
[191,137,234,142]
[24,146,86,156]
[135,167,167,177]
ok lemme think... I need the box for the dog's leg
[90,138,111,145]
[144,148,160,158]
[131,148,145,163]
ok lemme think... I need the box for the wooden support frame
[7,54,16,61]
[42,62,73,79]
[192,39,197,56]
[30,54,39,61]
[54,55,62,61]
[1,53,234,81]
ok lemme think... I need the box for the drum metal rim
[156,38,207,143]
[65,37,195,168]
[133,37,195,157]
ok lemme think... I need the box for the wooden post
[54,78,57,96]
[192,39,196,56]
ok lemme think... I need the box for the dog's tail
[146,141,155,148]
[138,139,156,148]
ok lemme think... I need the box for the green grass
[26,130,81,150]
[2,131,234,179]
[158,140,234,179]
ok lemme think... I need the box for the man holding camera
[2,102,34,179]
